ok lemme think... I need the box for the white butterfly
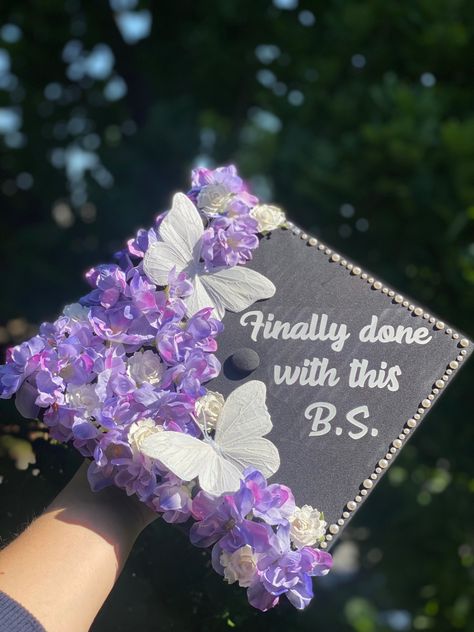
[143,192,276,319]
[140,380,280,496]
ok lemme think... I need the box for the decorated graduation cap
[1,165,471,612]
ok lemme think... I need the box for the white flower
[220,544,259,587]
[128,418,163,456]
[62,302,90,323]
[250,204,286,232]
[289,504,327,549]
[127,349,164,386]
[195,390,225,433]
[143,193,275,319]
[66,384,100,418]
[197,183,233,216]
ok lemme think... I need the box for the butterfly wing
[215,381,281,479]
[140,429,244,496]
[143,193,203,285]
[184,274,216,317]
[141,430,210,482]
[200,266,276,317]
[158,193,204,261]
[197,451,243,496]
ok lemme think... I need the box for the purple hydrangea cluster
[191,468,332,610]
[0,165,332,611]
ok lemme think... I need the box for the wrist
[47,462,156,542]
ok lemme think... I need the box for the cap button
[230,348,260,374]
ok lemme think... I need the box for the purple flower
[0,336,45,398]
[127,226,157,259]
[190,484,270,552]
[243,469,295,525]
[83,264,128,309]
[249,523,333,611]
[190,165,245,193]
[149,473,192,523]
[201,221,259,268]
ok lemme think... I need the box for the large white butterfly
[140,380,280,496]
[143,192,276,319]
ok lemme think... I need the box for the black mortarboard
[207,222,472,549]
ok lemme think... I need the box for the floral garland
[0,165,332,611]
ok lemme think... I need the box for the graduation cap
[206,219,472,549]
[1,165,471,610]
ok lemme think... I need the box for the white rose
[127,349,164,386]
[195,390,225,432]
[250,204,286,232]
[289,504,327,549]
[220,544,259,588]
[66,384,100,418]
[197,184,233,215]
[128,418,162,455]
[62,302,90,323]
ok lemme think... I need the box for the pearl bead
[378,459,388,468]
[331,253,341,262]
[321,541,328,549]
[403,428,410,435]
[452,332,459,340]
[352,266,361,276]
[329,524,339,535]
[390,447,396,454]
[414,307,423,316]
[325,248,332,255]
[308,237,318,246]
[373,281,382,290]
[325,534,333,541]
[301,233,308,240]
[393,439,402,449]
[435,321,445,330]
[347,501,357,511]
[429,317,435,324]
[435,379,444,389]
[368,276,374,284]
[407,419,416,428]
[337,518,344,526]
[388,290,395,297]
[361,273,368,280]
[342,511,350,519]
[422,398,432,408]
[446,368,453,375]
[394,294,403,304]
[362,479,373,489]
[355,495,362,502]
[449,360,458,370]
[460,338,469,348]
[318,244,325,250]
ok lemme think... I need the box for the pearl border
[283,221,472,548]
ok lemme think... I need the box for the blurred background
[0,1,473,630]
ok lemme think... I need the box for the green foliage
[0,1,473,630]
